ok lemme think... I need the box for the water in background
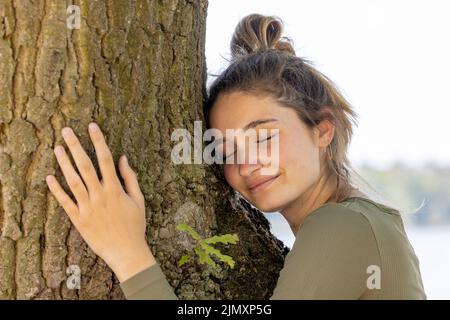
[265,213,450,300]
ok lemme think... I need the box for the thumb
[119,155,145,208]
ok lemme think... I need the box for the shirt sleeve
[269,204,381,299]
[119,263,178,300]
[120,204,381,300]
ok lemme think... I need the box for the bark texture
[0,0,289,300]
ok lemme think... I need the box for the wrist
[110,245,157,283]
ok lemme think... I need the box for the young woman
[46,14,426,299]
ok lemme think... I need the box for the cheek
[280,135,321,185]
[223,165,239,189]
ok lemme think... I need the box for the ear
[313,118,335,148]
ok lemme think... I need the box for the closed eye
[258,133,278,143]
[220,132,279,161]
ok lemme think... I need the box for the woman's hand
[45,122,156,282]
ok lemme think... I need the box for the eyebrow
[242,118,278,131]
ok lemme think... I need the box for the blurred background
[206,0,450,299]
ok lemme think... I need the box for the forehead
[209,91,286,131]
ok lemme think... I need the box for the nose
[236,143,262,176]
[239,161,261,177]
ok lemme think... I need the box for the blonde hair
[205,13,419,215]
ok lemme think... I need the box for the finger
[88,122,122,192]
[53,145,90,205]
[61,127,102,194]
[119,155,145,208]
[46,174,80,223]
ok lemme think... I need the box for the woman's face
[209,91,333,213]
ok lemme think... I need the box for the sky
[205,0,450,169]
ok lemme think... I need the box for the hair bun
[230,14,296,59]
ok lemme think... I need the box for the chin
[251,199,285,213]
[243,190,287,214]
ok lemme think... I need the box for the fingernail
[89,122,99,133]
[123,155,128,165]
[61,127,72,139]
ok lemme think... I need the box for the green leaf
[194,246,217,268]
[178,254,191,267]
[200,243,236,269]
[176,223,202,241]
[203,233,239,245]
[177,223,239,270]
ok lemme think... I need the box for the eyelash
[221,133,278,161]
[257,133,276,143]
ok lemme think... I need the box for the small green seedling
[176,223,239,270]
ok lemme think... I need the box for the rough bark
[0,0,288,300]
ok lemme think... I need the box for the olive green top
[119,197,427,299]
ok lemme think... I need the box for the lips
[247,174,280,193]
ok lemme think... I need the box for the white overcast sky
[205,0,450,169]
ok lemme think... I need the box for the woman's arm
[119,263,178,299]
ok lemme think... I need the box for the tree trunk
[0,0,288,300]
